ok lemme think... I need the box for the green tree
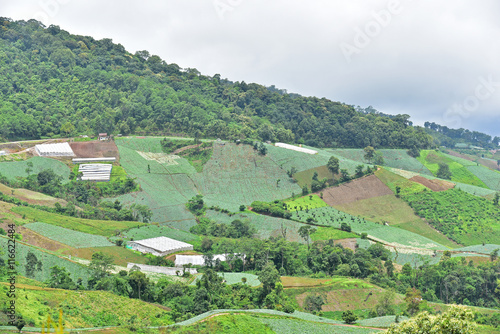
[88,251,114,282]
[302,185,309,196]
[494,192,499,206]
[437,163,452,180]
[373,290,396,316]
[327,156,340,174]
[25,251,42,278]
[15,318,25,333]
[129,270,149,300]
[405,287,422,316]
[25,161,33,176]
[490,249,499,262]
[47,265,77,289]
[298,225,316,250]
[60,121,75,136]
[382,305,477,334]
[304,294,324,312]
[342,310,358,324]
[364,146,376,163]
[355,165,364,177]
[258,262,281,294]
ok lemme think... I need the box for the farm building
[275,142,318,155]
[128,236,193,256]
[98,133,109,141]
[78,164,112,181]
[126,263,197,275]
[174,254,242,267]
[35,143,75,157]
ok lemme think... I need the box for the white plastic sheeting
[78,163,112,181]
[127,263,197,275]
[129,236,193,256]
[35,143,75,156]
[72,157,116,163]
[274,142,318,155]
[174,254,245,267]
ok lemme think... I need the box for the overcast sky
[3,0,500,138]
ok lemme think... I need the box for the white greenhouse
[128,237,193,256]
[35,143,75,157]
[78,164,112,181]
[274,142,318,155]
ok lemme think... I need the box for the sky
[3,0,500,138]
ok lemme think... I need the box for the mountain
[0,17,432,149]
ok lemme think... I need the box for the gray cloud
[3,0,499,137]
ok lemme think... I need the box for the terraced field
[466,165,500,191]
[0,156,70,183]
[320,175,393,206]
[24,222,113,248]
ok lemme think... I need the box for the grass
[0,156,71,183]
[466,165,500,191]
[258,317,380,333]
[206,210,307,243]
[0,182,68,207]
[311,227,358,241]
[417,150,487,188]
[0,283,171,328]
[60,246,148,267]
[190,273,261,287]
[294,165,334,188]
[12,206,143,237]
[285,194,327,211]
[375,168,427,197]
[168,313,274,333]
[0,235,91,284]
[24,222,114,248]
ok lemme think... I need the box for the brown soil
[333,238,357,251]
[409,175,454,191]
[320,175,393,206]
[173,143,202,154]
[69,141,119,159]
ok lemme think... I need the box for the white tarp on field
[127,263,197,275]
[78,163,112,181]
[275,142,318,154]
[35,142,75,157]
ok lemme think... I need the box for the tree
[340,169,351,182]
[405,287,422,316]
[373,152,385,165]
[258,262,281,294]
[15,318,25,333]
[407,146,420,158]
[364,146,376,163]
[382,305,477,334]
[88,251,114,282]
[25,161,33,176]
[304,294,324,312]
[302,185,309,196]
[491,249,499,262]
[395,186,401,198]
[494,192,499,206]
[47,266,76,289]
[340,222,351,232]
[327,156,340,174]
[186,194,205,215]
[287,166,298,178]
[342,310,358,324]
[298,225,316,250]
[60,121,75,136]
[373,290,396,316]
[25,251,43,278]
[355,165,364,178]
[129,270,149,300]
[437,163,452,180]
[130,204,152,223]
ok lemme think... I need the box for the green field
[191,273,261,287]
[294,165,334,188]
[120,224,202,244]
[24,222,114,248]
[375,168,428,196]
[403,188,500,245]
[206,210,307,243]
[330,148,433,176]
[258,318,380,333]
[0,156,70,183]
[0,283,171,328]
[285,194,327,211]
[466,165,500,191]
[417,150,487,187]
[311,227,358,241]
[0,236,91,284]
[12,206,143,237]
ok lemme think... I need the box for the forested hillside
[0,18,433,149]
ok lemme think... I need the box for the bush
[342,310,358,324]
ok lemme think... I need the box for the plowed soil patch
[70,141,119,159]
[320,175,393,206]
[409,176,454,191]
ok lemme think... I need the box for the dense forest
[0,17,434,149]
[424,122,500,149]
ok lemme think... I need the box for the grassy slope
[11,206,143,237]
[0,283,171,328]
[0,182,68,207]
[0,156,70,183]
[417,150,487,188]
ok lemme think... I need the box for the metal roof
[130,236,192,253]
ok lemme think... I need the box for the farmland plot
[206,210,307,243]
[320,175,393,206]
[24,222,113,248]
[258,318,380,333]
[122,225,201,244]
[466,165,500,191]
[0,236,91,284]
[0,156,70,183]
[194,143,302,211]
